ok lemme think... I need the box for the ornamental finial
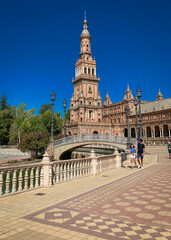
[84,11,86,20]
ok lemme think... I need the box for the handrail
[54,134,136,147]
[0,162,43,171]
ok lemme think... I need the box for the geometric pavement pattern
[24,164,171,240]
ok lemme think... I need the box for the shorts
[169,149,171,153]
[130,154,136,158]
[137,153,143,160]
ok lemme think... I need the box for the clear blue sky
[0,0,171,114]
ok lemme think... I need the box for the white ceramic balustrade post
[30,168,34,189]
[24,168,28,190]
[64,163,66,181]
[56,164,59,183]
[67,163,70,180]
[82,161,85,176]
[70,162,73,180]
[60,164,63,182]
[35,167,39,188]
[79,161,82,177]
[18,169,23,192]
[85,161,88,176]
[76,162,79,178]
[74,162,76,179]
[53,165,56,183]
[49,167,52,187]
[5,171,10,194]
[40,167,43,187]
[0,171,3,195]
[12,170,17,193]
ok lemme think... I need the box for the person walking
[168,141,171,159]
[137,139,145,169]
[130,144,137,169]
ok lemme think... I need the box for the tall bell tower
[70,14,102,126]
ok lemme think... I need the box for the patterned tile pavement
[24,163,171,240]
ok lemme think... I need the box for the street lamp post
[125,105,131,150]
[63,100,67,138]
[51,91,56,159]
[137,87,142,139]
[134,96,139,139]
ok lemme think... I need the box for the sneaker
[138,165,141,169]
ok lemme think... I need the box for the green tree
[18,132,50,158]
[0,106,16,145]
[65,109,70,123]
[9,103,35,144]
[42,110,63,136]
[0,92,8,110]
[38,104,52,115]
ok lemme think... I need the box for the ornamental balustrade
[54,134,136,147]
[0,149,128,197]
[0,162,43,196]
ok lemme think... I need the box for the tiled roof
[131,98,171,115]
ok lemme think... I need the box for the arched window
[92,69,94,75]
[84,68,86,74]
[88,68,90,74]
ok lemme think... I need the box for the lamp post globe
[63,100,67,138]
[51,91,56,101]
[134,96,138,106]
[136,87,141,99]
[63,100,67,109]
[125,105,130,117]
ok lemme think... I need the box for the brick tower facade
[67,15,106,135]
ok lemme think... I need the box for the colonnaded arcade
[66,16,171,145]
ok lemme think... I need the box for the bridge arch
[57,141,126,160]
[52,134,136,160]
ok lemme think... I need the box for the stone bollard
[42,151,52,187]
[115,147,122,168]
[90,149,98,175]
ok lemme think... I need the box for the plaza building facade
[66,17,171,145]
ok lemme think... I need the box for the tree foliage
[0,92,8,110]
[38,103,52,115]
[18,132,50,158]
[65,109,70,123]
[0,93,63,148]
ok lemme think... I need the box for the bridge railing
[54,134,136,147]
[51,158,92,184]
[0,149,128,197]
[0,162,43,197]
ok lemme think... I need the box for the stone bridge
[53,134,136,160]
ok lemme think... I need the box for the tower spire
[84,11,86,20]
